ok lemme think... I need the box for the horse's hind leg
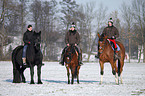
[37,65,42,84]
[30,66,35,84]
[77,66,80,84]
[20,69,26,83]
[119,60,124,84]
[66,67,70,84]
[113,61,119,85]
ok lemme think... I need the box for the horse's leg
[21,69,26,83]
[120,73,123,84]
[119,59,124,84]
[30,65,35,84]
[99,61,104,84]
[37,64,42,84]
[114,60,119,85]
[77,66,80,84]
[71,68,74,84]
[66,67,70,84]
[110,60,118,84]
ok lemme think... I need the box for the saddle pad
[111,44,120,51]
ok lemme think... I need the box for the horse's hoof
[30,81,35,84]
[37,82,43,84]
[22,81,26,83]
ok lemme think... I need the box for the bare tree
[87,3,107,61]
[121,2,134,62]
[60,0,79,31]
[131,0,145,62]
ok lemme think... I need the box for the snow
[0,61,145,96]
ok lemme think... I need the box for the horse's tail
[12,46,23,83]
[74,66,78,78]
[12,46,23,67]
[118,59,121,77]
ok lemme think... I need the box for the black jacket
[23,29,34,45]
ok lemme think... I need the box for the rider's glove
[111,36,115,39]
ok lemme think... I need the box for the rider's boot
[59,54,64,66]
[22,58,27,68]
[78,54,83,66]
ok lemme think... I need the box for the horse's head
[33,31,41,50]
[66,45,76,55]
[97,33,108,54]
[64,45,76,64]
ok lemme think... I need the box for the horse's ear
[97,33,100,38]
[39,31,41,34]
[104,36,108,39]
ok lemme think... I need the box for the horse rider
[95,18,120,59]
[22,25,34,68]
[59,22,83,66]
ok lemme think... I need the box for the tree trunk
[143,43,145,63]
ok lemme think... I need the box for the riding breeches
[22,45,28,58]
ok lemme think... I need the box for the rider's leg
[59,46,68,65]
[22,45,28,67]
[111,40,120,59]
[75,46,83,65]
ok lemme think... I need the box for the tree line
[0,0,145,62]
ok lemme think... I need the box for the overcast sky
[76,0,132,14]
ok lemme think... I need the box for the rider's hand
[75,44,77,46]
[111,36,115,39]
[67,44,69,46]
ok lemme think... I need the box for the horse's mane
[99,34,105,41]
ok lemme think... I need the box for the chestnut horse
[97,33,125,84]
[64,45,80,84]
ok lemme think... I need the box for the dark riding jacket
[23,29,34,45]
[65,30,80,45]
[102,25,119,39]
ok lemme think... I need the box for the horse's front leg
[99,61,104,84]
[71,68,75,84]
[37,64,42,84]
[66,66,70,84]
[30,65,35,84]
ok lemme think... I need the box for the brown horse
[64,45,80,84]
[97,33,125,84]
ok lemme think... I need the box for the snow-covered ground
[0,61,145,96]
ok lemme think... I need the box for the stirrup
[95,54,99,58]
[23,63,29,68]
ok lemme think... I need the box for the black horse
[12,31,43,84]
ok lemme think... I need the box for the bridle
[98,38,107,54]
